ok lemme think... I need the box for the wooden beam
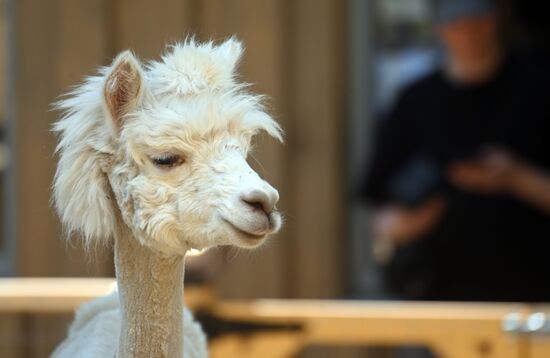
[14,0,113,278]
[289,0,347,298]
[0,278,215,313]
[113,0,197,59]
[211,300,528,358]
[11,2,112,356]
[198,0,291,299]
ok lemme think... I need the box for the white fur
[52,38,283,357]
[51,290,207,358]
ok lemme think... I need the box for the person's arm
[507,161,550,215]
[371,196,447,245]
[362,89,447,245]
[448,148,550,215]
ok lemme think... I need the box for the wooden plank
[113,0,196,59]
[198,0,291,299]
[201,0,349,301]
[14,0,59,279]
[210,332,304,358]
[12,1,111,356]
[0,278,115,313]
[530,337,550,358]
[0,315,25,358]
[212,300,527,358]
[214,300,526,322]
[14,0,112,278]
[290,0,347,298]
[0,278,215,313]
[0,0,6,120]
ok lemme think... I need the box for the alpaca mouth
[223,219,267,241]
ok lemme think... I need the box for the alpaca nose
[241,189,278,214]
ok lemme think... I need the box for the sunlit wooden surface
[210,300,530,358]
[0,278,215,313]
[0,278,115,313]
[2,278,550,358]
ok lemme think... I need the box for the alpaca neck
[114,226,186,357]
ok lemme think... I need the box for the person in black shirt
[363,0,550,302]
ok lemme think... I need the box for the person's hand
[447,147,519,193]
[372,196,447,245]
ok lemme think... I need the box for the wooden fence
[2,278,550,358]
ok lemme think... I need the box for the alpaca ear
[104,51,144,129]
[218,38,243,73]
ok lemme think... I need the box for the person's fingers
[415,196,447,230]
[373,197,448,245]
[373,207,406,239]
[395,197,446,243]
[449,163,484,182]
[449,161,484,176]
[448,162,500,191]
[424,195,447,211]
[448,162,486,187]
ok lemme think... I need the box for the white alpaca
[51,38,283,357]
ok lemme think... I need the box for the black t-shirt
[362,54,550,302]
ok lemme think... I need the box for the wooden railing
[1,278,549,358]
[208,300,534,358]
[0,278,215,313]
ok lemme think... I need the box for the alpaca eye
[151,154,184,168]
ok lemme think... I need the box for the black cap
[435,0,496,24]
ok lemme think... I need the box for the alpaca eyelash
[150,154,185,168]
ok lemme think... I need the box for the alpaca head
[53,38,283,255]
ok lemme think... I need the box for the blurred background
[0,0,548,357]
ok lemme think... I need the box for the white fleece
[51,291,208,358]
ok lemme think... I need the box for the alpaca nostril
[241,190,275,214]
[243,199,267,213]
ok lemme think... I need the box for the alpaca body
[51,292,206,358]
[52,39,282,357]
